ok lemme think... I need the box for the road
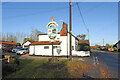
[91,50,119,78]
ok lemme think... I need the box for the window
[44,46,49,49]
[72,46,74,50]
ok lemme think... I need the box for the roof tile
[30,41,61,45]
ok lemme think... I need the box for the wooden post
[69,0,72,61]
[52,42,54,57]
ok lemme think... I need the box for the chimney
[60,22,67,36]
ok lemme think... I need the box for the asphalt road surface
[91,50,119,78]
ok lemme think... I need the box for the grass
[4,58,89,78]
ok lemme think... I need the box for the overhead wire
[3,3,77,19]
[76,1,88,32]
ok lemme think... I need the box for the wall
[38,34,61,41]
[23,41,31,48]
[67,33,78,56]
[117,44,120,49]
[59,36,68,56]
[29,45,62,56]
[30,33,79,56]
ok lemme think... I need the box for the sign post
[47,17,58,57]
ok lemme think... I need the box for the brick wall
[60,22,68,36]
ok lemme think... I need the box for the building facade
[22,41,31,48]
[0,41,19,51]
[29,23,90,56]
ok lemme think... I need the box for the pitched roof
[116,40,120,44]
[90,46,97,48]
[0,41,19,45]
[30,41,61,45]
[78,40,89,44]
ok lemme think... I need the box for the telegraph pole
[87,28,89,40]
[103,38,104,46]
[69,0,72,61]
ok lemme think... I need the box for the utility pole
[69,0,72,61]
[103,38,104,46]
[87,28,89,40]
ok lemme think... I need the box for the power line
[76,2,88,31]
[3,3,77,19]
[76,1,90,40]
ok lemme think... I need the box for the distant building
[114,40,120,51]
[22,41,31,48]
[90,46,97,49]
[0,41,19,51]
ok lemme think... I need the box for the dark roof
[30,41,61,45]
[0,41,19,45]
[116,40,120,44]
[70,33,79,41]
[78,40,89,44]
[114,40,120,46]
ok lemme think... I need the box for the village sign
[47,17,58,42]
[47,17,61,57]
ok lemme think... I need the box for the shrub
[114,47,118,51]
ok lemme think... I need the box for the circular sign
[47,17,58,42]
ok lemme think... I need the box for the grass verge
[4,58,89,78]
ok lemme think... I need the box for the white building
[22,41,31,48]
[29,23,90,56]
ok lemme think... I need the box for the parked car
[12,47,22,53]
[16,48,29,55]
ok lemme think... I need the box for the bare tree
[77,34,86,40]
[30,28,45,41]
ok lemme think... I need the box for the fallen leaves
[66,61,89,78]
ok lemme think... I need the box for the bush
[2,64,17,77]
[114,47,117,51]
[77,43,90,51]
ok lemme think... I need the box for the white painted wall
[117,44,120,49]
[67,33,77,55]
[29,45,35,55]
[38,34,61,41]
[29,33,90,56]
[29,45,61,56]
[38,35,50,41]
[59,36,68,56]
[23,41,31,48]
